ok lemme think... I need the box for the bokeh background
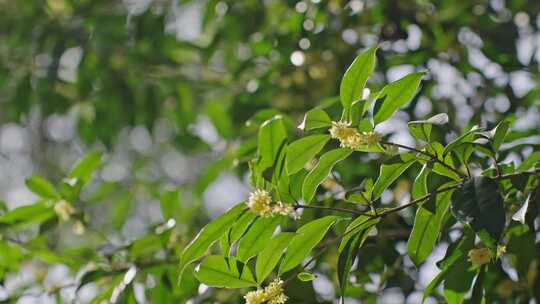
[0,0,539,303]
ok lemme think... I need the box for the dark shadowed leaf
[450,177,505,249]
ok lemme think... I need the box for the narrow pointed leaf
[340,46,377,113]
[372,153,416,199]
[178,203,247,280]
[374,72,425,125]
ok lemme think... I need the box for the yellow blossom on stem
[244,278,288,304]
[247,190,298,219]
[247,189,273,217]
[468,247,492,266]
[496,245,506,258]
[54,200,75,221]
[329,121,381,150]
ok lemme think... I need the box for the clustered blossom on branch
[244,278,288,304]
[468,248,492,266]
[329,121,381,150]
[247,189,297,218]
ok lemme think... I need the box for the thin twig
[381,141,467,179]
[285,183,461,284]
[293,204,362,215]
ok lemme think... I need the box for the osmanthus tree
[179,47,540,303]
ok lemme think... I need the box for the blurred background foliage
[0,0,539,303]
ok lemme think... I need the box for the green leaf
[194,255,257,288]
[411,164,430,199]
[280,216,340,273]
[424,142,462,181]
[236,216,281,262]
[442,126,482,156]
[297,272,317,282]
[444,255,475,304]
[302,148,352,203]
[506,224,536,277]
[450,177,505,249]
[286,134,330,175]
[372,153,416,199]
[407,183,456,266]
[298,108,332,131]
[337,216,378,298]
[25,175,60,200]
[408,113,449,142]
[490,121,510,151]
[178,203,247,280]
[257,116,287,172]
[339,215,380,252]
[160,190,181,220]
[339,46,377,113]
[255,232,295,283]
[68,152,102,186]
[373,71,425,125]
[348,99,370,125]
[470,266,485,304]
[0,202,55,228]
[422,229,475,302]
[221,211,257,256]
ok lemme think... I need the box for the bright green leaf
[69,152,102,186]
[337,216,378,298]
[407,182,456,266]
[194,255,257,288]
[286,134,330,175]
[302,148,352,203]
[25,175,60,200]
[340,46,377,114]
[280,216,340,273]
[298,108,332,131]
[257,116,287,173]
[237,216,281,262]
[297,272,317,282]
[255,232,295,283]
[178,203,247,281]
[373,72,425,125]
[372,152,416,199]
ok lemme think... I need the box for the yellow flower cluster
[244,278,288,304]
[329,121,381,150]
[468,248,492,266]
[54,200,75,221]
[247,190,296,219]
